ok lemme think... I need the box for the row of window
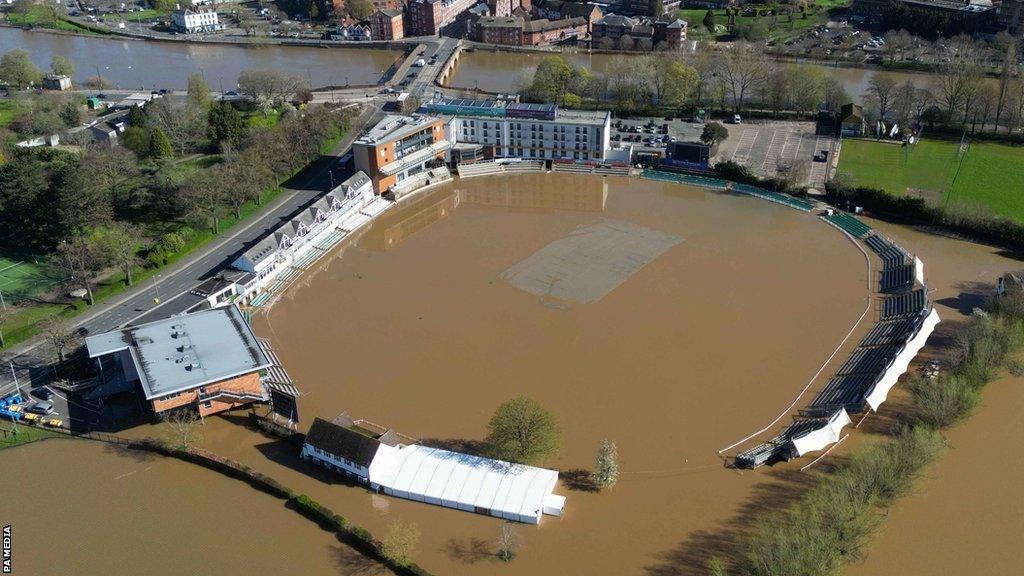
[308,445,361,470]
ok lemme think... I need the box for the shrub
[909,375,979,429]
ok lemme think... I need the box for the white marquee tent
[368,444,564,525]
[864,308,941,411]
[790,409,852,457]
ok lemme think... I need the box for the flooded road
[0,28,399,90]
[0,439,388,575]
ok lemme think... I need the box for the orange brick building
[352,114,450,194]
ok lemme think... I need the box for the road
[0,103,383,403]
[0,34,453,406]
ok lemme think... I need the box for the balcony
[379,140,452,176]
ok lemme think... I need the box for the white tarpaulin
[791,409,852,457]
[369,444,563,524]
[864,308,941,411]
[914,256,925,286]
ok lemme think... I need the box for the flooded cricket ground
[3,174,1021,575]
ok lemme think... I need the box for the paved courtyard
[714,121,837,188]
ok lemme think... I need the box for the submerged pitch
[501,219,682,303]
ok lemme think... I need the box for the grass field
[677,0,842,41]
[837,138,1024,222]
[0,256,66,304]
[4,8,104,34]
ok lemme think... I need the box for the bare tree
[496,522,520,562]
[177,171,228,234]
[52,235,106,306]
[162,409,203,450]
[40,316,76,362]
[237,69,308,106]
[146,98,208,156]
[864,72,899,123]
[594,438,620,489]
[934,35,985,123]
[718,42,767,113]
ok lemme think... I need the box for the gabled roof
[595,13,637,27]
[524,17,586,32]
[305,417,382,468]
[840,103,864,123]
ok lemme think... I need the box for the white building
[231,172,381,302]
[302,415,566,524]
[424,99,613,164]
[171,7,224,34]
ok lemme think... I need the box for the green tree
[0,49,43,90]
[148,127,174,159]
[187,73,213,110]
[207,101,246,147]
[648,0,664,17]
[94,222,145,286]
[50,55,74,78]
[121,126,150,158]
[59,99,81,127]
[347,0,374,20]
[127,104,147,128]
[662,61,699,108]
[594,438,619,489]
[528,56,577,105]
[381,520,420,566]
[485,395,561,465]
[701,122,729,146]
[702,9,716,32]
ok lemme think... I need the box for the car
[28,401,54,415]
[733,114,742,124]
[819,150,829,161]
[226,90,238,96]
[32,388,54,401]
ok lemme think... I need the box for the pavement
[0,103,384,423]
[714,120,837,188]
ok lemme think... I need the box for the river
[3,27,942,97]
[0,27,400,90]
[442,49,940,99]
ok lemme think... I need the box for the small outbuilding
[838,103,865,137]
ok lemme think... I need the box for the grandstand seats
[824,212,872,238]
[640,170,814,212]
[881,288,928,319]
[866,234,911,270]
[880,264,915,292]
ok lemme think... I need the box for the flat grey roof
[356,115,441,146]
[86,305,271,400]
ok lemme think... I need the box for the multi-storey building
[522,16,588,45]
[171,7,224,34]
[353,114,451,193]
[408,0,479,35]
[425,98,612,163]
[591,13,687,49]
[370,7,405,40]
[476,15,526,44]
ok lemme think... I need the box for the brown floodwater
[7,177,1021,575]
[240,173,869,575]
[0,439,389,575]
[840,219,1024,576]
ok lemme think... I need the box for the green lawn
[102,9,168,23]
[678,1,839,41]
[4,8,104,34]
[0,100,18,130]
[838,138,1024,222]
[0,255,67,304]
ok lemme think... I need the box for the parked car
[32,388,54,401]
[733,114,742,124]
[28,401,54,415]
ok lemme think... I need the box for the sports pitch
[838,138,1024,222]
[0,255,65,304]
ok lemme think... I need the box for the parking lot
[611,117,702,155]
[714,120,837,188]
